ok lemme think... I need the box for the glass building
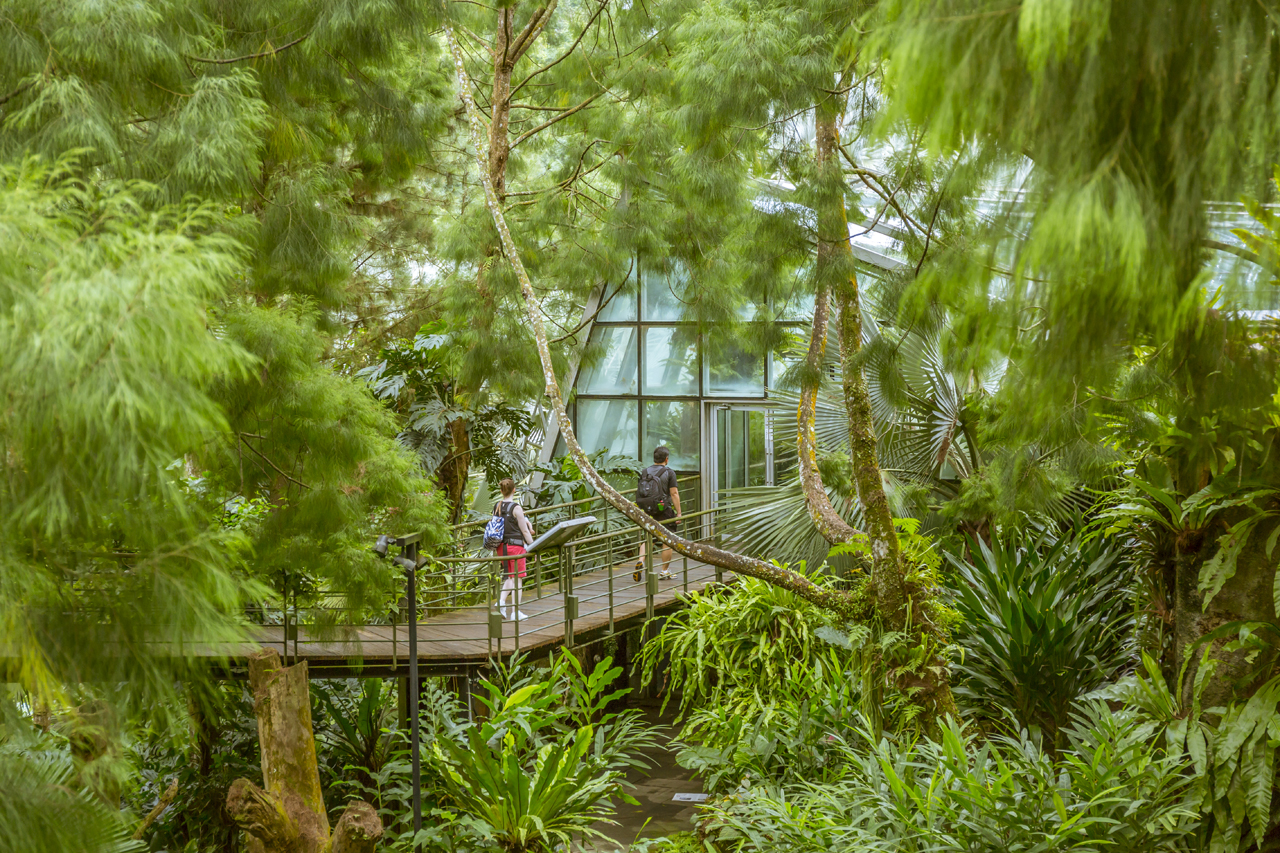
[537,209,910,516]
[537,195,1275,517]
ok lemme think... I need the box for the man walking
[635,446,681,580]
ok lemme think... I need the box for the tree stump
[227,649,383,853]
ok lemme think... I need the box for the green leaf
[503,683,546,712]
[1198,519,1257,609]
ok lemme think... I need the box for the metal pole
[293,581,299,664]
[281,573,289,667]
[406,545,422,851]
[564,543,575,646]
[604,504,611,569]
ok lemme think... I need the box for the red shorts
[500,544,527,580]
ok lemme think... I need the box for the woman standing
[493,478,534,620]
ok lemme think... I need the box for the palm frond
[717,478,864,574]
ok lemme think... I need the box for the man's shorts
[646,511,678,534]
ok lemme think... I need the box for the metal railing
[264,476,731,664]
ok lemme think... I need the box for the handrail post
[644,530,654,581]
[488,569,502,661]
[645,567,656,625]
[514,562,521,655]
[563,543,576,647]
[604,503,612,574]
[281,573,289,667]
[607,551,615,634]
[403,541,422,853]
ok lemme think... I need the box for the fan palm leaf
[718,302,1093,567]
[718,479,865,574]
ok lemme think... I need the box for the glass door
[710,405,776,506]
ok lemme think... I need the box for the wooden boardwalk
[233,558,725,677]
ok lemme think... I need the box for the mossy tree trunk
[227,649,382,853]
[813,99,958,722]
[798,101,867,561]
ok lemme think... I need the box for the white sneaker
[514,610,531,621]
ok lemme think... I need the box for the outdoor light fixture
[372,532,424,851]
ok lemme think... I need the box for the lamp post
[383,533,423,852]
[405,551,421,849]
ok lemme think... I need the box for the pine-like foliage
[0,738,141,853]
[2,4,454,846]
[0,158,252,695]
[875,0,1280,409]
[1,0,453,612]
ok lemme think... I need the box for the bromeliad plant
[946,530,1135,747]
[424,651,657,853]
[314,679,397,793]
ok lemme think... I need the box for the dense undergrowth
[69,522,1273,853]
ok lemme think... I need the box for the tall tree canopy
[875,0,1280,700]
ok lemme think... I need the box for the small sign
[526,515,597,554]
[672,793,708,803]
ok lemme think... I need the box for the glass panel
[596,279,638,322]
[577,326,638,394]
[770,410,798,485]
[575,399,638,460]
[641,264,688,321]
[778,288,817,321]
[768,326,807,391]
[642,326,699,395]
[643,401,700,470]
[704,338,765,397]
[715,408,768,496]
[745,411,768,487]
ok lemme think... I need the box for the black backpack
[636,465,670,513]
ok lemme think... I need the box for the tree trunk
[442,20,866,620]
[1173,514,1280,709]
[330,802,382,853]
[227,649,382,853]
[436,417,471,524]
[796,273,861,546]
[489,9,516,203]
[815,102,958,722]
[797,103,875,580]
[68,700,121,808]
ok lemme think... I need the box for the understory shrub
[703,704,1199,853]
[947,530,1135,745]
[335,652,658,853]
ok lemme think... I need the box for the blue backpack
[483,502,510,550]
